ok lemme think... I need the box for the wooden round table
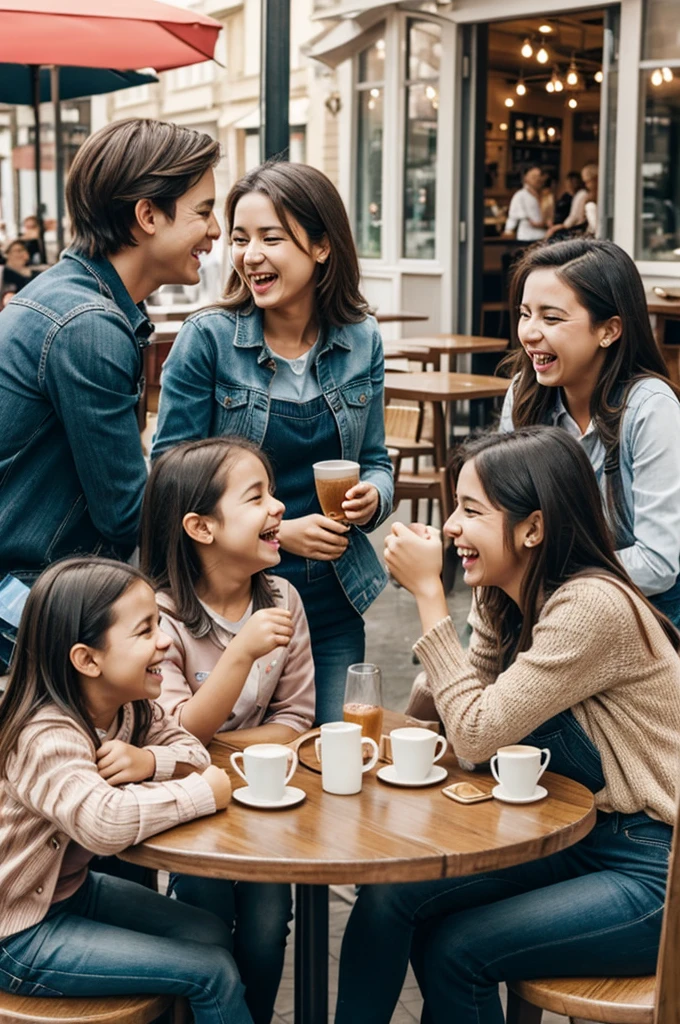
[120,712,595,1024]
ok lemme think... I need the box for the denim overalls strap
[522,709,606,793]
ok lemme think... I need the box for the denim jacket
[500,376,680,596]
[152,307,394,613]
[0,251,151,576]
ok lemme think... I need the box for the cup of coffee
[230,743,298,803]
[315,721,379,795]
[313,460,361,522]
[490,745,550,800]
[386,727,447,783]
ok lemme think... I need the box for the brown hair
[139,437,279,639]
[220,161,370,327]
[450,428,680,674]
[0,558,154,776]
[66,118,221,259]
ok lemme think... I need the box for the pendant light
[521,38,533,59]
[536,39,549,64]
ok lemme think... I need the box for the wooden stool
[0,992,173,1024]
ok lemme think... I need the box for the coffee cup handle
[230,751,247,783]
[380,734,392,761]
[285,749,299,784]
[432,736,447,764]
[361,737,379,773]
[537,748,551,781]
[314,737,322,763]
[490,754,500,785]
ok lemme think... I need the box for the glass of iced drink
[343,663,383,748]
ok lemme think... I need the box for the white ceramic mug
[387,727,447,782]
[230,743,298,803]
[315,721,379,795]
[490,744,551,799]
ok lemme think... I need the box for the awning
[232,96,309,130]
[308,4,393,68]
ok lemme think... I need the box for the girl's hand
[234,607,294,661]
[342,482,380,525]
[278,515,350,561]
[203,764,232,810]
[384,522,443,597]
[96,740,155,786]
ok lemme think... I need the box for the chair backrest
[654,779,680,1024]
[384,403,422,442]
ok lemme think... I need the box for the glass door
[598,6,621,238]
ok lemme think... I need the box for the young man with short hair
[0,118,221,605]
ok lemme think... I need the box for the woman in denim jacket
[499,238,680,627]
[153,163,393,722]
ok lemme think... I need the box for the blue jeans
[0,872,253,1024]
[169,874,292,1024]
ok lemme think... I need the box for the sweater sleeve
[144,703,211,781]
[6,721,216,856]
[413,580,629,762]
[263,583,316,733]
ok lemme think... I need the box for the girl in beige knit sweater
[0,558,253,1024]
[335,426,680,1024]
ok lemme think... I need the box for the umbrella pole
[51,66,65,254]
[30,65,46,263]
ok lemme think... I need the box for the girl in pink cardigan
[0,557,251,1024]
[140,436,315,1024]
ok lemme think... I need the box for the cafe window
[355,33,385,259]
[637,0,680,261]
[403,20,440,260]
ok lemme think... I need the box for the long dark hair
[140,437,279,639]
[451,427,680,672]
[0,558,154,776]
[220,161,370,327]
[501,238,680,529]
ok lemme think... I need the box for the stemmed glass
[343,663,383,747]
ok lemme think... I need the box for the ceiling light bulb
[521,39,533,58]
[547,126,556,137]
[554,78,564,92]
[504,97,515,107]
[651,68,663,87]
[370,87,380,97]
[425,84,437,99]
[566,64,579,86]
[367,99,375,110]
[568,97,578,109]
[538,24,552,34]
[594,69,603,83]
[537,46,549,65]
[662,67,674,82]
[516,80,527,96]
[546,79,555,93]
[376,38,385,51]
[499,122,508,131]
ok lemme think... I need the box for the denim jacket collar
[63,250,153,343]
[232,306,352,362]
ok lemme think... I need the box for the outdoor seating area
[2,2,680,1024]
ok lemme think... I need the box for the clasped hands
[383,521,444,598]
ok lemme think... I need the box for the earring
[601,339,610,348]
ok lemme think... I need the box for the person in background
[554,170,585,225]
[1,239,34,294]
[19,214,43,264]
[0,118,221,674]
[547,163,598,237]
[500,237,680,625]
[502,165,546,241]
[539,169,556,228]
[0,558,252,1024]
[152,161,393,724]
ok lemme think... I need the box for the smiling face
[443,460,538,602]
[230,191,328,315]
[75,580,171,705]
[194,451,286,574]
[517,268,619,393]
[149,167,221,285]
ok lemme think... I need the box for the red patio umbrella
[0,0,223,253]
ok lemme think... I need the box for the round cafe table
[120,711,595,1024]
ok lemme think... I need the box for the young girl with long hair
[152,161,394,722]
[0,558,251,1024]
[140,436,315,1024]
[335,427,680,1024]
[500,237,680,625]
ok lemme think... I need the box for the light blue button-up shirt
[500,376,680,596]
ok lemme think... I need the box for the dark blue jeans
[335,711,671,1024]
[0,872,253,1024]
[169,874,292,1024]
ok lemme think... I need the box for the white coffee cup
[387,727,447,783]
[315,721,379,795]
[230,743,298,803]
[490,744,551,799]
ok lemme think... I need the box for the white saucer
[377,764,448,788]
[232,785,306,810]
[492,784,548,805]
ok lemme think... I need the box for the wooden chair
[385,403,437,520]
[506,786,680,1024]
[0,992,175,1024]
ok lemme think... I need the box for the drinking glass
[343,663,383,747]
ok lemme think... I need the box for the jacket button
[50,837,60,850]
[359,394,367,403]
[36,886,43,894]
[223,397,232,407]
